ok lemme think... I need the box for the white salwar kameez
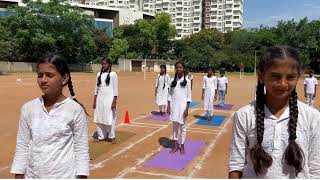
[155,74,170,112]
[168,77,192,144]
[229,101,320,178]
[10,97,89,179]
[202,75,217,116]
[94,71,118,140]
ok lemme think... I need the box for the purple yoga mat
[214,104,233,110]
[144,140,206,171]
[144,114,169,121]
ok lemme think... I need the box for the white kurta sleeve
[202,77,206,89]
[11,105,30,174]
[168,79,173,102]
[94,73,100,95]
[155,75,159,88]
[308,110,320,178]
[72,108,89,176]
[187,79,192,102]
[214,77,218,90]
[228,112,247,172]
[304,79,307,85]
[112,72,119,97]
[166,74,170,88]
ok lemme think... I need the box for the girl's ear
[62,74,70,85]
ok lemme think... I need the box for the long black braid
[284,89,304,176]
[250,81,273,175]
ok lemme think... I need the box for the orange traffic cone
[124,111,130,124]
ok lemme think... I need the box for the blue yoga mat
[195,116,225,126]
[190,101,200,108]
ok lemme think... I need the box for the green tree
[0,0,110,63]
[151,13,176,58]
[108,38,129,63]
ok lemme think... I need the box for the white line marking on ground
[131,122,166,127]
[115,115,146,128]
[90,122,172,170]
[126,124,161,129]
[90,108,200,171]
[187,112,235,178]
[116,146,162,178]
[188,127,221,132]
[187,130,219,135]
[131,170,188,179]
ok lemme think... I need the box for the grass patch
[89,130,136,160]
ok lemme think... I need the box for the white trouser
[96,119,116,139]
[205,110,213,116]
[172,121,186,144]
[306,93,315,107]
[159,105,166,113]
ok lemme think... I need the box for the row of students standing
[154,63,229,154]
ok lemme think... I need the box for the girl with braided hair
[11,54,89,179]
[93,57,118,144]
[228,46,320,178]
[155,65,171,116]
[167,62,192,155]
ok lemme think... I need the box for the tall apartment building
[202,0,243,33]
[70,0,142,11]
[142,0,202,39]
[69,0,243,37]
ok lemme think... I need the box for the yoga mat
[145,114,169,121]
[144,140,206,171]
[190,101,200,108]
[195,116,225,126]
[214,104,233,110]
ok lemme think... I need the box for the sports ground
[0,72,318,178]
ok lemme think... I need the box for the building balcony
[225,23,233,27]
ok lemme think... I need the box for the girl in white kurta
[93,58,118,144]
[202,68,217,121]
[155,65,170,116]
[167,62,192,155]
[228,46,320,178]
[11,54,89,179]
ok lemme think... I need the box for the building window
[226,21,231,24]
[234,16,240,19]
